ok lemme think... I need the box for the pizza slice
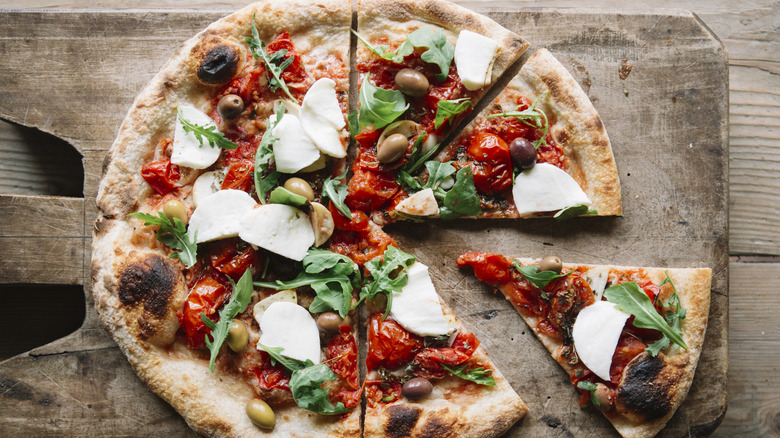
[360,246,528,437]
[372,48,622,222]
[457,252,711,438]
[93,1,366,435]
[348,0,529,224]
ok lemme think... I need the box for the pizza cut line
[89,0,708,437]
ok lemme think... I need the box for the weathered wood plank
[712,262,780,437]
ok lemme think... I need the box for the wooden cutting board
[0,8,728,437]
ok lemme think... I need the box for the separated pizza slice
[379,48,622,222]
[457,252,711,438]
[360,246,528,437]
[348,0,529,224]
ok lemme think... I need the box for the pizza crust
[503,259,711,438]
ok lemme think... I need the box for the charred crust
[419,414,456,437]
[587,115,604,133]
[616,354,673,420]
[93,217,114,237]
[385,404,422,438]
[196,44,239,85]
[118,253,179,318]
[553,127,570,145]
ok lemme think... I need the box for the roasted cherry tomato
[367,314,423,370]
[221,158,255,193]
[457,252,514,285]
[467,132,513,194]
[267,31,306,84]
[327,326,359,388]
[609,332,647,383]
[413,347,470,379]
[253,351,291,391]
[329,201,369,232]
[141,157,180,196]
[181,275,228,349]
[208,239,262,280]
[346,168,399,212]
[364,380,402,406]
[451,331,480,357]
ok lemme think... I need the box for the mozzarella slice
[390,262,455,337]
[253,290,298,327]
[394,188,439,216]
[258,302,320,364]
[271,113,321,173]
[582,266,611,301]
[512,163,592,216]
[572,301,630,381]
[299,78,347,158]
[239,204,314,261]
[191,170,224,207]
[171,105,223,169]
[453,30,499,91]
[188,189,256,243]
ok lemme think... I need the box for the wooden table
[0,1,777,436]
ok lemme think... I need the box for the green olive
[377,133,408,164]
[162,199,188,225]
[395,68,429,97]
[226,319,248,352]
[537,256,563,274]
[217,94,244,119]
[246,398,275,430]
[283,177,315,202]
[309,202,334,247]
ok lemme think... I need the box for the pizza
[92,0,532,437]
[457,252,712,438]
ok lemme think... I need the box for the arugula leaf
[422,161,456,191]
[440,167,481,219]
[604,282,688,351]
[397,170,423,192]
[399,132,431,176]
[487,92,550,149]
[646,272,688,356]
[353,28,454,81]
[254,105,285,203]
[256,343,308,372]
[177,108,238,150]
[254,248,360,317]
[358,246,417,319]
[398,28,454,81]
[352,30,395,61]
[290,363,350,415]
[128,212,197,268]
[441,364,496,386]
[576,380,601,407]
[514,263,569,289]
[322,169,351,219]
[554,204,598,221]
[434,98,471,130]
[358,75,409,131]
[269,186,308,207]
[246,14,298,103]
[201,269,254,372]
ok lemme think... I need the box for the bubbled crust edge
[502,259,711,438]
[91,1,360,437]
[363,295,528,438]
[514,48,622,216]
[356,0,529,91]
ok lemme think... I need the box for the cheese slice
[271,113,321,173]
[171,105,223,169]
[582,266,611,301]
[394,188,438,216]
[390,262,455,337]
[188,189,256,243]
[253,290,298,327]
[258,301,320,364]
[299,78,347,158]
[453,30,499,91]
[239,204,314,261]
[191,170,224,207]
[512,163,592,215]
[572,301,630,381]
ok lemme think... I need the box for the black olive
[509,138,537,170]
[197,45,239,85]
[217,94,245,119]
[402,378,433,400]
[538,256,563,274]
